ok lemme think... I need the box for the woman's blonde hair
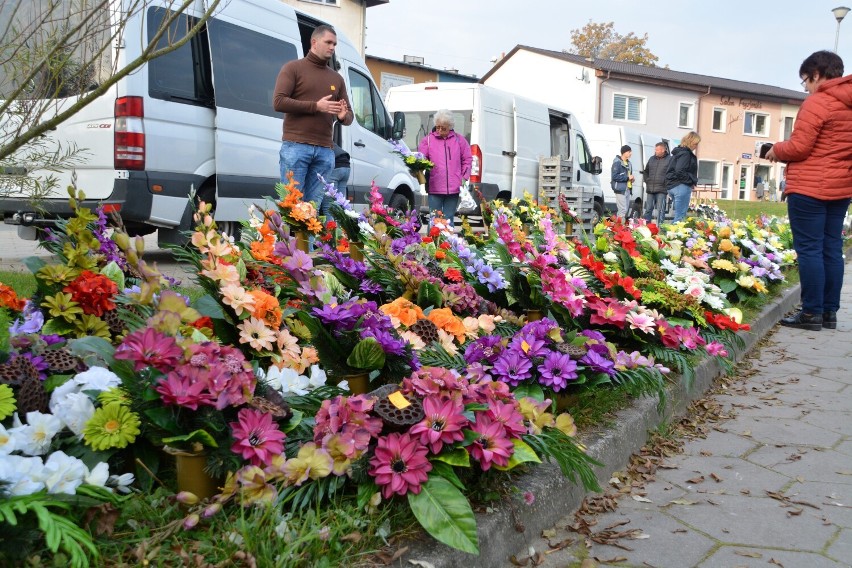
[680,131,701,149]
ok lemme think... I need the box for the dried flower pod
[370,384,424,432]
[16,376,50,414]
[40,349,80,372]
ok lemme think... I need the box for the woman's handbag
[457,181,477,214]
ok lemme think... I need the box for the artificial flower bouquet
[273,171,324,235]
[180,365,600,555]
[389,138,434,174]
[296,296,419,389]
[321,176,370,245]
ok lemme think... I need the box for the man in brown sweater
[273,24,353,207]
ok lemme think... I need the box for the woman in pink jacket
[767,50,852,331]
[417,109,472,229]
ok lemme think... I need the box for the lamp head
[833,6,851,22]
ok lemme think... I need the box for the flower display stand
[349,241,364,262]
[164,445,219,500]
[295,230,310,253]
[342,372,370,395]
[525,309,544,322]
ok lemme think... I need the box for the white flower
[278,368,310,397]
[39,451,89,494]
[684,283,706,301]
[86,462,110,487]
[307,365,328,389]
[0,454,45,495]
[12,411,62,456]
[0,424,16,456]
[108,473,135,494]
[602,252,618,264]
[51,392,95,437]
[50,377,81,407]
[74,366,121,393]
[358,221,375,236]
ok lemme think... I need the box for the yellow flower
[237,466,277,506]
[711,259,738,273]
[282,442,333,486]
[555,413,577,437]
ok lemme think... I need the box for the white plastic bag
[457,180,477,214]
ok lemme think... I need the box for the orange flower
[250,231,276,263]
[248,289,283,329]
[427,308,467,343]
[380,297,425,327]
[306,217,323,234]
[435,250,446,260]
[0,283,25,311]
[718,239,735,252]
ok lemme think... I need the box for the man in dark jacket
[640,143,671,225]
[610,145,634,219]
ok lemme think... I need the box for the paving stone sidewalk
[523,280,852,566]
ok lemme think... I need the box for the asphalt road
[0,223,193,282]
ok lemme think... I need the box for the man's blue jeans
[668,184,692,222]
[643,192,668,225]
[786,193,851,314]
[279,141,334,206]
[428,193,460,228]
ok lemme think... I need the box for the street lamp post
[833,6,851,52]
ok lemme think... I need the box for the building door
[721,164,732,199]
[739,165,750,200]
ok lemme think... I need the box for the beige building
[365,55,477,100]
[281,0,388,56]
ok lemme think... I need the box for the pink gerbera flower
[485,400,526,439]
[155,369,214,410]
[409,396,468,454]
[230,408,286,466]
[114,327,184,372]
[468,416,514,471]
[369,432,432,499]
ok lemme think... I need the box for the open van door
[206,7,300,227]
[512,97,548,199]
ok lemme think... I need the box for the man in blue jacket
[611,145,634,219]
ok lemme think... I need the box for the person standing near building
[611,145,634,219]
[664,132,700,223]
[779,173,788,202]
[766,50,852,331]
[417,109,471,229]
[755,176,765,201]
[768,178,778,201]
[273,24,353,208]
[640,142,671,225]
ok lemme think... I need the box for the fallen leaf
[631,495,652,503]
[340,532,363,543]
[580,560,597,568]
[796,476,805,483]
[686,476,705,484]
[787,508,803,516]
[593,556,627,563]
[669,499,697,506]
[603,520,630,530]
[836,470,852,476]
[740,489,751,496]
[541,529,557,539]
[710,473,723,482]
[735,550,762,558]
[700,450,713,456]
[672,528,687,533]
[742,430,752,437]
[609,477,621,486]
[407,558,434,568]
[508,554,530,566]
[769,559,785,567]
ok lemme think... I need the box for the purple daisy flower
[539,352,578,392]
[492,350,533,386]
[580,348,616,377]
[464,335,504,364]
[508,332,548,358]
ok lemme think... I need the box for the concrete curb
[397,284,801,567]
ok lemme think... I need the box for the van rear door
[206,4,299,220]
[511,97,548,199]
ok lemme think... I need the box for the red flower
[421,236,433,244]
[63,270,118,316]
[191,316,213,330]
[230,408,285,466]
[429,226,440,238]
[325,220,337,230]
[439,241,451,250]
[115,327,184,372]
[369,432,432,499]
[444,267,463,282]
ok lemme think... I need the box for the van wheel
[592,201,605,226]
[388,193,410,213]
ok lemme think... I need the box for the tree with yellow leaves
[568,21,660,66]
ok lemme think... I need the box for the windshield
[401,110,473,150]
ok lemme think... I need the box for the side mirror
[592,156,603,175]
[392,111,406,140]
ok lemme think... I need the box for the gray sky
[365,0,851,93]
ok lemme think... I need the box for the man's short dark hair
[655,142,666,148]
[800,50,844,81]
[312,24,337,40]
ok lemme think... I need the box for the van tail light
[114,96,145,170]
[470,144,482,184]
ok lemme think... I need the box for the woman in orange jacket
[767,50,852,331]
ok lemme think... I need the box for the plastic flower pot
[295,230,310,253]
[349,240,364,262]
[163,445,220,500]
[525,309,544,322]
[342,371,370,395]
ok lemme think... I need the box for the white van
[583,123,670,218]
[1,0,418,244]
[385,83,605,222]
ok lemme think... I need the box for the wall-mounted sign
[742,153,752,160]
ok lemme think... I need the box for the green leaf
[408,476,479,554]
[193,294,230,322]
[22,255,47,275]
[67,337,116,366]
[280,409,303,433]
[416,281,444,309]
[41,318,74,336]
[494,438,542,471]
[100,261,126,292]
[432,447,470,467]
[461,429,479,447]
[429,461,465,490]
[718,278,738,294]
[162,429,218,448]
[143,407,180,434]
[513,384,545,402]
[346,337,386,370]
[43,374,72,393]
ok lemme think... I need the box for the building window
[721,164,731,199]
[697,160,718,185]
[783,116,794,140]
[744,112,770,136]
[712,107,726,132]
[612,94,643,122]
[678,102,694,128]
